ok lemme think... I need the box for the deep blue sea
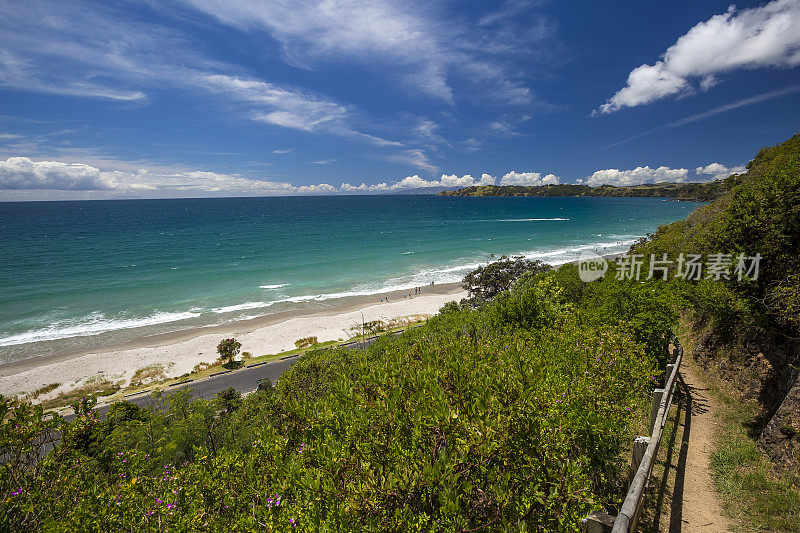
[0,195,702,363]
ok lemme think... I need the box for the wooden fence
[583,338,684,532]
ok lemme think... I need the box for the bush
[294,336,319,349]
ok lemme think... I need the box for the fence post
[583,510,615,533]
[629,435,651,484]
[665,363,675,385]
[649,388,665,433]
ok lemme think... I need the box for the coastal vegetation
[439,180,733,201]
[294,336,319,349]
[0,259,676,530]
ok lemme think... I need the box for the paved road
[69,336,387,422]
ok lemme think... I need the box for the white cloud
[0,157,120,190]
[177,0,540,105]
[462,138,481,153]
[695,162,746,180]
[339,181,391,192]
[0,157,321,196]
[477,173,496,185]
[438,174,475,188]
[499,171,560,186]
[295,183,337,194]
[596,0,800,113]
[340,182,367,192]
[388,172,498,189]
[203,74,350,134]
[391,175,441,189]
[582,166,689,186]
[381,149,437,173]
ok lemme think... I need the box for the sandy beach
[0,283,466,399]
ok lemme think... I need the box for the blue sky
[1,0,799,199]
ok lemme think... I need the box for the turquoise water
[0,195,702,362]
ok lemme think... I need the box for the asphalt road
[69,336,385,422]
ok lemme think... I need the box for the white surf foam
[259,284,289,290]
[495,218,570,222]
[211,302,274,314]
[0,310,202,347]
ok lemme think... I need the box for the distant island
[438,178,739,201]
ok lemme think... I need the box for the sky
[1,0,799,200]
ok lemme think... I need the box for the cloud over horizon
[0,154,762,201]
[0,157,564,197]
[596,0,800,114]
[580,166,689,186]
[695,162,747,180]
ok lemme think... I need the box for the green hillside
[439,180,733,201]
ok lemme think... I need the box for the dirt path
[665,361,732,532]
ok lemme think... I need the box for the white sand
[0,290,466,399]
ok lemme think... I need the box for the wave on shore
[0,310,202,348]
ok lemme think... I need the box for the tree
[216,338,241,365]
[462,256,550,302]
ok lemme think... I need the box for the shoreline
[0,283,465,398]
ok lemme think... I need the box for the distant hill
[438,179,737,201]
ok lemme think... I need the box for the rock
[759,375,800,466]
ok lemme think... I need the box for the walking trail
[665,361,732,532]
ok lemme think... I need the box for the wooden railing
[583,338,684,533]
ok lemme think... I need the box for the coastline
[0,283,465,398]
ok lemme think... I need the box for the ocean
[0,195,702,363]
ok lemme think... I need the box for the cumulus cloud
[477,173,496,185]
[695,162,746,180]
[438,174,476,188]
[392,175,440,189]
[388,172,518,190]
[596,0,800,113]
[581,166,689,186]
[499,171,560,186]
[0,157,121,190]
[0,157,318,195]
